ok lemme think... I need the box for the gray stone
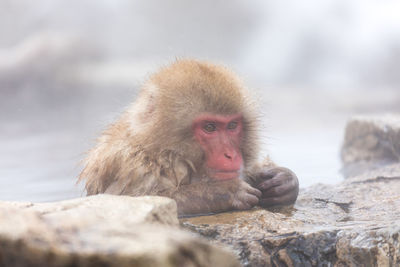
[182,164,400,266]
[0,195,240,267]
[341,114,400,177]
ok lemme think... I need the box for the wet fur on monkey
[79,59,299,216]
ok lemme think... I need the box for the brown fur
[79,60,260,198]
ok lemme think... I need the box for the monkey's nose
[224,153,232,160]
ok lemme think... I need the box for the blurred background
[1,0,399,202]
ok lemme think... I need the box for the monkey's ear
[128,83,159,124]
[148,95,157,115]
[142,83,158,116]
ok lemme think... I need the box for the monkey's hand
[230,179,261,210]
[252,167,299,207]
[170,178,261,216]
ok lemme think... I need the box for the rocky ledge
[341,114,400,177]
[182,163,400,266]
[0,195,240,267]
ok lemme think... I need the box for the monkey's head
[136,60,259,181]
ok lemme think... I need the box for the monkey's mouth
[210,170,240,180]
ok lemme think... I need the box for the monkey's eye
[227,121,238,130]
[203,123,217,132]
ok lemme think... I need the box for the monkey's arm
[158,179,261,217]
[245,157,299,207]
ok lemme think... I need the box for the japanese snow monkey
[79,59,299,216]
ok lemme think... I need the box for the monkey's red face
[193,113,243,180]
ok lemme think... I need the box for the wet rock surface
[181,164,400,266]
[0,195,240,267]
[341,114,400,177]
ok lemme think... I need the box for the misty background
[1,0,399,202]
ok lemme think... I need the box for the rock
[15,194,180,226]
[181,165,400,266]
[0,194,240,267]
[341,114,400,177]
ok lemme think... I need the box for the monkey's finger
[240,180,262,197]
[246,193,260,207]
[259,191,297,207]
[262,179,295,197]
[255,168,279,180]
[233,193,259,210]
[258,172,288,191]
[247,186,262,198]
